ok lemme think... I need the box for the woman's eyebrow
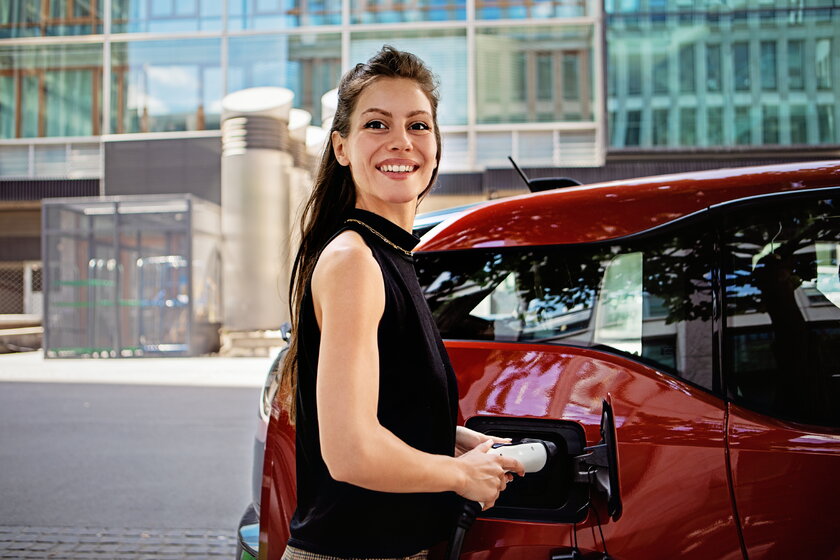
[360,108,432,119]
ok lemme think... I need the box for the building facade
[0,0,838,320]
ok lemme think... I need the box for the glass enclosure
[42,195,222,358]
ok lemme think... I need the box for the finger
[476,439,495,453]
[489,435,512,444]
[505,473,514,483]
[500,456,526,476]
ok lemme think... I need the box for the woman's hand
[455,425,511,457]
[454,440,525,510]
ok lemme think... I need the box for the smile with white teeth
[379,164,416,173]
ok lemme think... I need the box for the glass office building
[0,0,605,174]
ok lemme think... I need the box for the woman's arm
[312,231,523,507]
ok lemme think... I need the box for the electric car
[240,160,840,560]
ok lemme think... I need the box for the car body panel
[447,341,743,559]
[727,404,840,559]
[418,161,840,252]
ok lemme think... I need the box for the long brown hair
[279,46,442,424]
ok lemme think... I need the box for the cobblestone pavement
[0,526,236,559]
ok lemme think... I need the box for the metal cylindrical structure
[221,87,294,331]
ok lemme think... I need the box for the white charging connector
[488,441,553,473]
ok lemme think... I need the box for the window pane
[733,42,750,91]
[228,0,340,28]
[476,0,589,19]
[652,108,669,146]
[416,225,715,391]
[113,0,222,32]
[1,0,103,37]
[789,104,807,144]
[817,105,836,144]
[760,41,777,90]
[476,25,595,125]
[351,0,465,24]
[228,34,341,125]
[680,107,695,145]
[762,105,779,144]
[706,43,721,92]
[724,194,840,427]
[351,29,467,126]
[708,106,723,146]
[652,51,669,95]
[0,43,103,139]
[788,39,804,90]
[625,110,641,146]
[735,105,751,145]
[110,39,221,134]
[679,44,695,93]
[816,39,832,90]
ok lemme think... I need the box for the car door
[417,216,745,559]
[720,189,840,558]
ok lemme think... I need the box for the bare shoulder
[312,229,383,302]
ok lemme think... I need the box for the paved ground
[0,351,271,560]
[0,526,236,559]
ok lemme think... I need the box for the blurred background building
[0,0,838,353]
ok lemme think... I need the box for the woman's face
[332,77,438,212]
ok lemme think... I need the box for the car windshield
[415,225,716,388]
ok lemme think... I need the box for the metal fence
[0,262,41,316]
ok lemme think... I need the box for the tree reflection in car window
[416,226,715,392]
[723,196,840,427]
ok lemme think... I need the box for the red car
[248,161,840,560]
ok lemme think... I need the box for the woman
[280,46,524,560]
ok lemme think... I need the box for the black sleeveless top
[288,208,460,558]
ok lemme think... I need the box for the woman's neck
[353,201,416,232]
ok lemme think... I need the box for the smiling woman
[273,46,523,560]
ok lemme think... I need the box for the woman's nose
[388,128,412,151]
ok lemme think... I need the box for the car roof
[416,160,840,252]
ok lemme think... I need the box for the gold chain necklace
[345,218,413,257]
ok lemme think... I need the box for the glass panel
[112,0,222,33]
[734,105,751,145]
[228,0,342,29]
[708,106,723,146]
[351,0,465,24]
[0,43,103,139]
[817,105,835,144]
[706,43,721,92]
[733,41,750,91]
[416,223,715,390]
[475,132,511,167]
[815,38,832,90]
[476,0,589,19]
[787,39,804,90]
[760,41,777,90]
[724,194,840,427]
[679,107,695,145]
[110,39,221,134]
[0,0,103,38]
[652,108,668,146]
[789,104,807,144]
[762,104,779,144]
[679,44,695,93]
[476,25,595,125]
[228,34,341,125]
[518,131,554,165]
[625,109,641,146]
[351,29,467,126]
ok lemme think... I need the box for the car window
[416,225,716,392]
[723,194,840,427]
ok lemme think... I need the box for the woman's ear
[332,131,349,166]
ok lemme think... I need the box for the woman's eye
[364,120,386,129]
[410,122,430,131]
